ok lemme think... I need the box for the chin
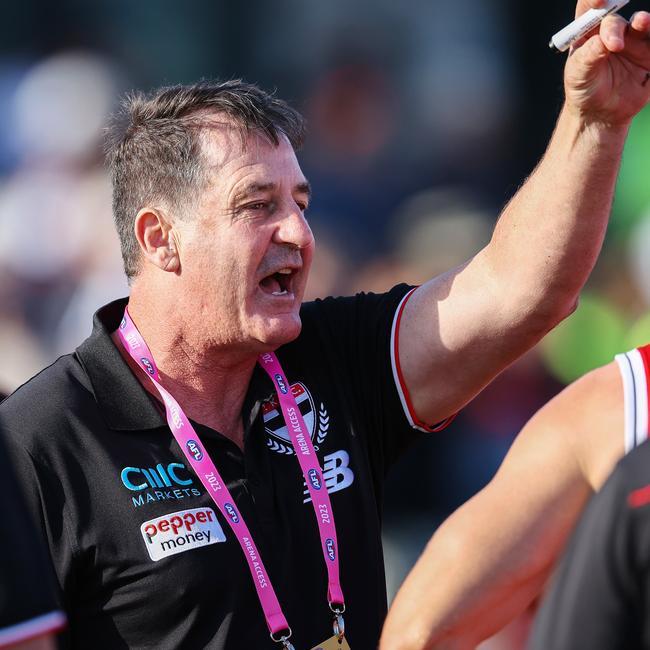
[255,313,302,349]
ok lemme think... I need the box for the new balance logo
[303,450,354,503]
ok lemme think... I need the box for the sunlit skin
[168,123,315,354]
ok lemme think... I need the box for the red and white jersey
[615,345,650,454]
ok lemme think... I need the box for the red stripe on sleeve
[393,288,456,433]
[636,344,650,444]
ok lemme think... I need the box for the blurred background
[1,1,650,647]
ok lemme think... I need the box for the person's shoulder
[561,359,621,403]
[534,360,621,431]
[0,352,92,450]
[300,283,414,319]
[529,360,623,489]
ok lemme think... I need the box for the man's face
[173,123,314,353]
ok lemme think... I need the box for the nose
[273,205,314,250]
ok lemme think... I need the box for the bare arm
[400,4,650,425]
[380,362,624,650]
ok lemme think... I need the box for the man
[2,0,649,646]
[380,10,650,647]
[527,439,650,649]
[0,427,66,650]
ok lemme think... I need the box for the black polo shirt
[528,439,650,650]
[0,284,422,650]
[0,437,66,647]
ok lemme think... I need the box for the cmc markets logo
[274,374,288,394]
[325,538,336,561]
[308,468,322,490]
[121,462,193,491]
[186,440,203,461]
[141,357,155,376]
[121,462,202,508]
[224,503,240,524]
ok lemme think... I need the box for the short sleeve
[390,287,456,433]
[298,284,451,476]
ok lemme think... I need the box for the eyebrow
[232,181,312,205]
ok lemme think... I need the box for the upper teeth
[278,268,292,274]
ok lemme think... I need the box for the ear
[133,208,180,273]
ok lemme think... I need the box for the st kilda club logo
[262,382,329,456]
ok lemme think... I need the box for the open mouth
[259,268,295,297]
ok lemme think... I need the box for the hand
[564,0,650,125]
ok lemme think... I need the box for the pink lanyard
[117,308,344,646]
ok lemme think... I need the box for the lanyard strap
[117,308,344,637]
[118,310,288,634]
[259,352,344,608]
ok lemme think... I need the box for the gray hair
[104,79,307,280]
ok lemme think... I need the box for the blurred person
[0,423,66,650]
[527,439,650,650]
[0,316,50,391]
[0,52,121,350]
[1,1,648,644]
[380,341,650,650]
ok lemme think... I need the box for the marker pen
[549,0,630,52]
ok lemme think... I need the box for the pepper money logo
[141,507,226,561]
[121,462,202,508]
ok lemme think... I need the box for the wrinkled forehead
[196,115,305,188]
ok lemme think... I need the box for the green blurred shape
[540,294,626,384]
[624,312,650,351]
[612,104,650,239]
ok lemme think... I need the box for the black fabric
[0,436,62,639]
[0,284,420,650]
[528,440,650,650]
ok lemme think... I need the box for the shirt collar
[75,297,166,431]
[75,298,274,434]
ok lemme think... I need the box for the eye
[247,202,268,211]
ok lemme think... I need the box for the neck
[115,288,259,449]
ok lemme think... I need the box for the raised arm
[399,3,650,425]
[380,361,625,650]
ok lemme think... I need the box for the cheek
[301,243,316,277]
